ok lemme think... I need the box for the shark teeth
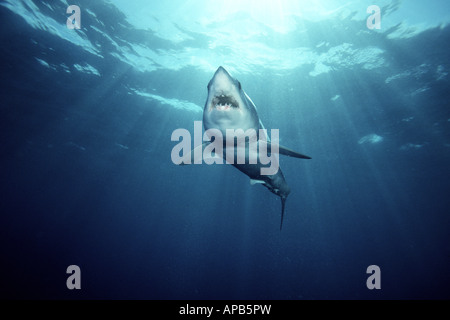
[215,103,233,110]
[211,95,238,110]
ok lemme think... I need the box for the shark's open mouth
[211,94,239,111]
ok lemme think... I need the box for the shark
[182,66,311,229]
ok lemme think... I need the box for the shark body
[185,66,310,229]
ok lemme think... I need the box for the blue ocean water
[0,0,449,300]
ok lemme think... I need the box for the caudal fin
[280,197,286,230]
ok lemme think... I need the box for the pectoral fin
[250,179,265,185]
[263,141,312,159]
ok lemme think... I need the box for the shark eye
[238,81,242,90]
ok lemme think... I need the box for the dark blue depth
[1,0,449,300]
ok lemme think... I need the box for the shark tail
[280,196,287,230]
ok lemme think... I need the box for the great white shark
[181,66,311,229]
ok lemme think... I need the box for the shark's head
[203,66,260,135]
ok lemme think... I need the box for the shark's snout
[213,66,231,79]
[204,66,260,134]
[206,67,243,112]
